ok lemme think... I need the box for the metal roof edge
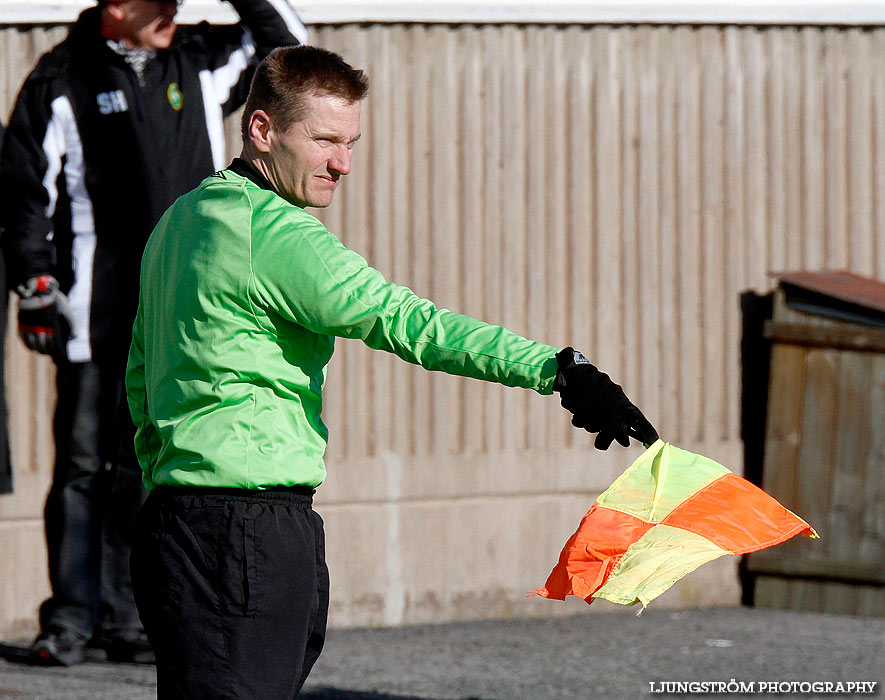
[771,270,885,315]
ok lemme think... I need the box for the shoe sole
[30,646,86,666]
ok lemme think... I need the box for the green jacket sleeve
[249,206,559,394]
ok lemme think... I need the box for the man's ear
[102,1,128,23]
[247,110,273,154]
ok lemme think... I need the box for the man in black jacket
[0,0,305,666]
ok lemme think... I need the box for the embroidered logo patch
[167,83,183,111]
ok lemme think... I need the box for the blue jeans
[39,358,145,639]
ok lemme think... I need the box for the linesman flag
[534,440,818,609]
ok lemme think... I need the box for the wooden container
[744,271,885,616]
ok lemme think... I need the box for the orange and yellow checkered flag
[534,441,818,609]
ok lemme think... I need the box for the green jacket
[126,160,559,491]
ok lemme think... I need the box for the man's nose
[328,145,352,176]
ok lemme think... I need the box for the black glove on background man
[554,346,659,450]
[17,274,76,358]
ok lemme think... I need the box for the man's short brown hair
[241,46,369,140]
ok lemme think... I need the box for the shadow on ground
[302,689,483,700]
[0,643,30,662]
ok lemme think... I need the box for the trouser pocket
[242,518,259,617]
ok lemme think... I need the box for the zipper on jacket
[125,68,145,122]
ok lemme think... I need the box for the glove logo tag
[573,351,591,365]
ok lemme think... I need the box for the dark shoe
[29,626,88,666]
[100,628,155,664]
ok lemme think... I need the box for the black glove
[17,275,76,358]
[553,347,659,450]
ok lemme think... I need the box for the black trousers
[41,358,145,637]
[132,488,329,700]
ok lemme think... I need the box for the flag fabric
[534,440,818,609]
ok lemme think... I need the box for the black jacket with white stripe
[0,0,305,362]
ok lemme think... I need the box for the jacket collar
[69,6,106,54]
[228,158,279,194]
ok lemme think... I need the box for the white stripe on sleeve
[43,96,97,363]
[267,0,308,44]
[200,36,257,171]
[40,101,65,224]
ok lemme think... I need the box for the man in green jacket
[126,45,657,700]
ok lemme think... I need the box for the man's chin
[304,200,333,209]
[299,188,337,209]
[294,196,334,209]
[149,23,177,49]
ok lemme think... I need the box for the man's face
[266,93,361,209]
[111,0,178,51]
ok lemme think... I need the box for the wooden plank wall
[308,23,885,467]
[0,22,883,633]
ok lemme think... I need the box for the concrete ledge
[320,493,741,627]
[0,521,48,640]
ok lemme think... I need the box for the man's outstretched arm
[250,213,658,449]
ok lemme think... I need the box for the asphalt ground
[0,606,881,700]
